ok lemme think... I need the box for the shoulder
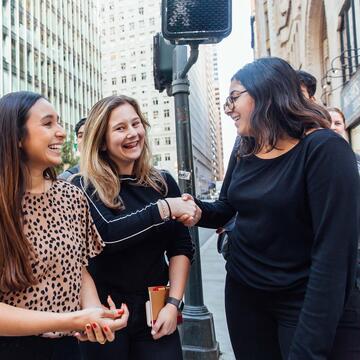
[303,128,351,154]
[58,165,80,180]
[53,179,87,202]
[159,169,177,186]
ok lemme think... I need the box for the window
[165,137,171,145]
[164,109,170,117]
[131,74,136,82]
[164,124,171,131]
[164,153,171,161]
[112,77,116,85]
[129,22,135,30]
[121,63,126,70]
[153,110,158,119]
[130,50,136,57]
[340,1,360,83]
[121,76,127,84]
[139,20,144,27]
[139,7,144,15]
[141,72,146,80]
[112,90,117,95]
[149,17,155,26]
[154,137,160,146]
[120,25,124,32]
[153,154,161,165]
[153,98,158,105]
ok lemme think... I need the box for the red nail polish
[103,326,109,332]
[118,309,124,315]
[92,323,97,329]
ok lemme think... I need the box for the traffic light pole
[172,45,219,360]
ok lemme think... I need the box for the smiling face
[224,80,255,136]
[104,102,145,174]
[329,111,347,139]
[20,98,65,171]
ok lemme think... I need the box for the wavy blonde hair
[80,95,167,209]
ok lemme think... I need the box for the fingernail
[104,326,109,332]
[151,330,156,335]
[92,323,97,329]
[117,309,124,315]
[86,324,91,330]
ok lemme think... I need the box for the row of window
[153,153,172,164]
[110,73,147,84]
[153,137,172,146]
[103,17,155,35]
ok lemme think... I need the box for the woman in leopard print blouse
[0,92,129,360]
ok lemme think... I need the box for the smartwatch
[166,296,184,312]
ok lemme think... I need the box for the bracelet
[159,200,170,221]
[163,198,172,219]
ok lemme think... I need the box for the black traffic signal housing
[162,0,232,44]
[153,33,175,92]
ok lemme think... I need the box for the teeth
[49,145,62,150]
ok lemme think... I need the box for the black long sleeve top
[72,171,194,296]
[196,129,360,359]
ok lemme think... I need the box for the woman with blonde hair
[72,95,195,360]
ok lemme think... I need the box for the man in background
[58,117,86,180]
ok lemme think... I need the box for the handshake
[157,194,202,227]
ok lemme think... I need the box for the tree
[54,137,78,175]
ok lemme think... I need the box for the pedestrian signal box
[162,0,232,44]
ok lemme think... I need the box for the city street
[200,231,235,360]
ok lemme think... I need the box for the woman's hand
[164,197,197,220]
[175,194,202,227]
[151,304,178,340]
[74,296,129,344]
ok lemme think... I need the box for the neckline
[25,180,56,196]
[251,129,324,162]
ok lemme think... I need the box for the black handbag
[217,216,236,260]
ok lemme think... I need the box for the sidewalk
[200,233,235,360]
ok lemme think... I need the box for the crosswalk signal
[162,0,232,44]
[153,33,175,92]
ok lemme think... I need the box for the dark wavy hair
[231,57,331,155]
[0,91,56,291]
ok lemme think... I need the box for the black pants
[0,336,80,360]
[225,274,360,360]
[80,293,183,360]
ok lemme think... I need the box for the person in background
[328,107,360,173]
[296,69,317,101]
[72,95,195,360]
[0,92,128,360]
[58,117,86,180]
[181,57,360,359]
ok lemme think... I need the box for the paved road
[201,233,235,360]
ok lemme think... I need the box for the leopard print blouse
[0,180,104,336]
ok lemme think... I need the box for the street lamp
[157,1,232,359]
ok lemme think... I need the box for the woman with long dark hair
[182,57,360,359]
[0,91,128,360]
[71,95,195,360]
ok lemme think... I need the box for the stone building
[252,0,360,152]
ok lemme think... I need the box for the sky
[217,0,253,169]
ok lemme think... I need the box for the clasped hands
[74,296,129,345]
[165,194,202,227]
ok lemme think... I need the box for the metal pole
[172,45,219,360]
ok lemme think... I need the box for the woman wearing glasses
[181,57,360,359]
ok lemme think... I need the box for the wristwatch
[166,296,184,312]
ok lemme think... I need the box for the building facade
[0,0,102,133]
[99,0,224,195]
[252,0,360,153]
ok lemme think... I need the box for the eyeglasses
[223,90,248,112]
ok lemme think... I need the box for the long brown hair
[80,95,167,209]
[231,57,331,155]
[0,91,56,292]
